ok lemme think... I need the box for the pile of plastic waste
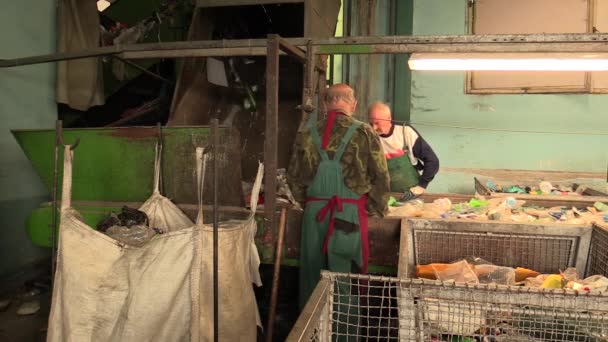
[97,206,164,247]
[417,257,608,292]
[485,180,601,196]
[387,196,608,224]
[417,258,608,341]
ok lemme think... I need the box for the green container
[12,126,244,248]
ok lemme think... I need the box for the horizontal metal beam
[121,47,273,59]
[197,0,303,7]
[318,42,608,54]
[4,34,608,68]
[277,36,306,63]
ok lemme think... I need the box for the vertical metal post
[265,35,280,240]
[317,53,327,113]
[265,207,288,342]
[298,40,315,132]
[51,120,62,284]
[211,118,220,342]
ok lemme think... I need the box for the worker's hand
[410,186,425,196]
[400,190,418,202]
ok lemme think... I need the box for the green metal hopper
[12,125,246,248]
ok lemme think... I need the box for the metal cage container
[288,220,608,341]
[398,219,594,278]
[287,271,608,341]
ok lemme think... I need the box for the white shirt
[379,124,419,166]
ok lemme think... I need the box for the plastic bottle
[505,197,517,209]
[594,202,608,212]
[539,181,554,194]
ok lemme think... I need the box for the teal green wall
[0,1,56,276]
[393,0,414,122]
[340,0,413,122]
[342,0,399,120]
[411,0,608,194]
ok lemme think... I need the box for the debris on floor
[16,300,40,316]
[0,265,51,342]
[0,299,10,312]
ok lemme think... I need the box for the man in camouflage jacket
[288,83,390,311]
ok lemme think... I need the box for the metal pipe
[211,118,220,342]
[277,37,306,63]
[265,207,288,342]
[6,34,608,68]
[298,40,315,132]
[264,35,280,244]
[50,120,62,284]
[112,56,175,85]
[121,47,272,59]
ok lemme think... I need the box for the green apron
[299,121,367,340]
[387,126,420,193]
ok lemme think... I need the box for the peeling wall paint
[411,0,608,194]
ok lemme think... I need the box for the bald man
[368,101,439,200]
[288,84,389,310]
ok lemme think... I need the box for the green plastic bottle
[594,202,608,212]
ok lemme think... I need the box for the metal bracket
[296,103,316,113]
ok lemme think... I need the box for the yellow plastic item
[540,274,565,289]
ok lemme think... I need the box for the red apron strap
[306,194,369,275]
[321,111,345,150]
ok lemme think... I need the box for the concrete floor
[0,267,50,342]
[0,293,49,342]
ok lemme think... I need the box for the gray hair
[368,101,392,116]
[324,87,355,104]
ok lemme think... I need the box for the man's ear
[351,100,358,114]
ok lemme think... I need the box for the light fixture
[408,53,608,71]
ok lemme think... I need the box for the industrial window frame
[465,0,608,94]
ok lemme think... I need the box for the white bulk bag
[47,145,263,342]
[139,143,193,232]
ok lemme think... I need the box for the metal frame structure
[286,271,608,341]
[3,32,608,240]
[4,33,608,67]
[287,222,608,341]
[398,218,593,278]
[4,32,608,341]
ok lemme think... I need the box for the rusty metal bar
[265,207,288,342]
[277,37,307,63]
[111,56,174,85]
[51,120,62,284]
[6,34,608,68]
[121,47,271,59]
[211,118,220,342]
[1,45,120,68]
[317,54,327,110]
[276,37,325,72]
[298,41,316,132]
[264,34,280,239]
[197,0,303,7]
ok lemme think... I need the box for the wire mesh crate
[398,219,593,277]
[289,219,608,341]
[587,223,608,278]
[287,271,608,341]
